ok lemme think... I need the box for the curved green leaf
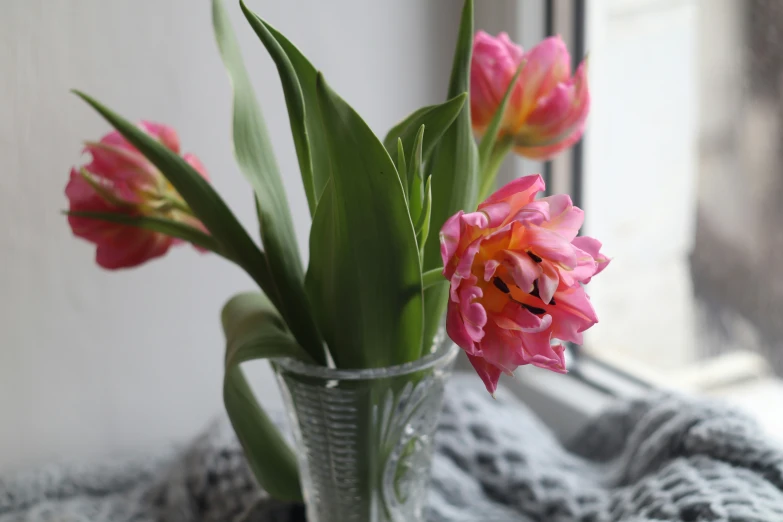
[72,92,273,290]
[383,93,467,168]
[396,138,408,201]
[238,1,331,214]
[478,63,523,168]
[65,211,222,254]
[408,125,426,225]
[306,74,423,369]
[212,0,325,365]
[238,1,313,214]
[422,267,447,290]
[222,292,311,502]
[477,63,524,200]
[422,0,479,353]
[415,175,433,263]
[223,292,315,367]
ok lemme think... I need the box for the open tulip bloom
[63,0,606,502]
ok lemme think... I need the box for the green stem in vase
[478,135,514,202]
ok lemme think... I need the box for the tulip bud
[66,121,209,269]
[471,33,590,161]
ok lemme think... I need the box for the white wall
[0,0,460,471]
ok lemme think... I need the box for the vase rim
[273,343,460,380]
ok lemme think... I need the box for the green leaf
[223,292,315,367]
[237,1,310,213]
[477,63,523,166]
[415,175,433,261]
[72,92,273,289]
[212,0,325,365]
[222,292,310,502]
[408,125,426,225]
[396,138,408,201]
[421,267,447,290]
[477,62,524,200]
[238,1,331,213]
[383,93,467,167]
[421,0,479,353]
[65,211,222,254]
[306,74,423,369]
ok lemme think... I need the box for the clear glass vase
[274,342,459,522]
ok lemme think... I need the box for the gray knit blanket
[2,374,783,522]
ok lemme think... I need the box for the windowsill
[455,351,624,442]
[486,348,783,445]
[699,377,783,445]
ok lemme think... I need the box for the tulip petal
[525,82,575,130]
[514,124,586,160]
[524,335,567,374]
[512,199,550,226]
[538,261,559,304]
[466,353,503,395]
[83,141,156,186]
[493,302,547,332]
[572,235,610,282]
[557,285,598,324]
[548,286,598,344]
[483,174,544,207]
[461,210,490,230]
[502,249,540,292]
[561,244,599,286]
[94,226,173,269]
[516,36,571,121]
[470,31,525,133]
[446,279,487,354]
[183,153,210,180]
[526,225,577,268]
[447,300,479,355]
[439,210,464,271]
[540,194,583,241]
[483,259,501,282]
[455,238,483,280]
[513,60,590,160]
[451,278,487,343]
[140,121,181,154]
[66,171,174,269]
[479,202,510,228]
[478,324,523,374]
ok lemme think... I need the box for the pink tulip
[440,175,609,394]
[66,121,209,269]
[471,32,590,160]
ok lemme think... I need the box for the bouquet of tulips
[64,0,606,502]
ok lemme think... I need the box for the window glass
[583,0,783,422]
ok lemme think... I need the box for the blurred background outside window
[580,0,783,435]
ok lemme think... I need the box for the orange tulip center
[474,246,553,318]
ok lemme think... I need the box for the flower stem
[478,135,514,202]
[422,267,446,289]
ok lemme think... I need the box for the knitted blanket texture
[1,375,781,522]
